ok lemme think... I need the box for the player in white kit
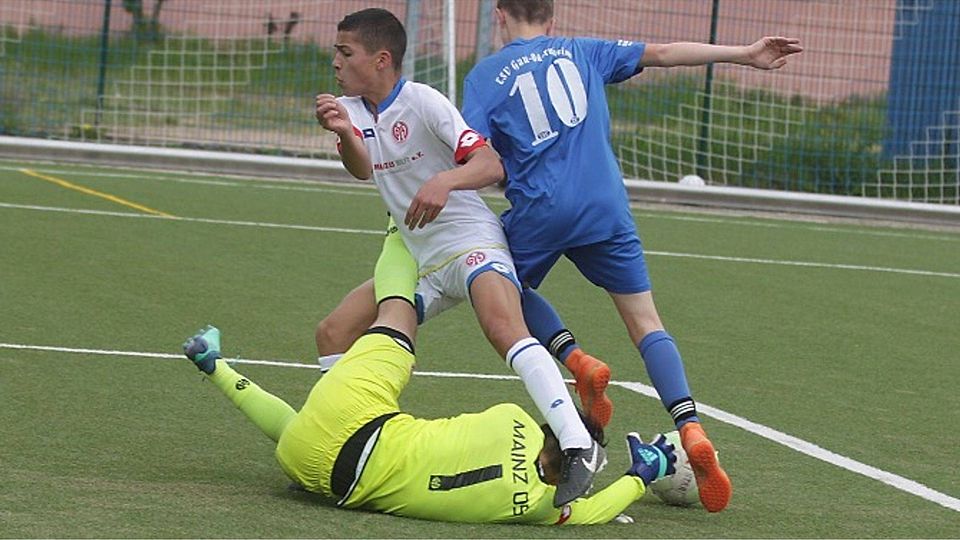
[313,7,603,506]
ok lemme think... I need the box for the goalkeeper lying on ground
[179,229,677,525]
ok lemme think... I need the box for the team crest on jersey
[392,121,409,142]
[465,251,486,266]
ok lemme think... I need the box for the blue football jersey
[463,36,645,251]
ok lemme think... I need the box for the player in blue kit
[450,0,802,513]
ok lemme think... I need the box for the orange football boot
[565,349,613,428]
[680,422,732,512]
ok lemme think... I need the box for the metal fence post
[402,0,421,81]
[444,0,455,102]
[95,0,112,126]
[696,0,720,180]
[475,0,496,60]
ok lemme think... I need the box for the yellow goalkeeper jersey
[345,402,647,525]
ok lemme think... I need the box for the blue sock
[521,288,578,364]
[638,330,700,427]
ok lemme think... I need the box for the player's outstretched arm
[554,433,678,525]
[641,37,802,69]
[315,93,372,180]
[741,36,804,69]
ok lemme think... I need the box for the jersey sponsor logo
[555,504,572,525]
[391,121,409,142]
[373,151,424,171]
[617,39,635,47]
[361,127,376,139]
[465,251,486,266]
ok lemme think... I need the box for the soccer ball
[649,430,700,506]
[678,174,706,187]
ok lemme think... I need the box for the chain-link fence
[1,0,957,203]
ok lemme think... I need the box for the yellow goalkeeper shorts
[274,331,415,496]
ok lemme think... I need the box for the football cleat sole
[681,422,732,512]
[572,355,613,428]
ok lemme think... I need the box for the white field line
[617,381,960,514]
[0,202,382,236]
[0,163,381,198]
[1,341,957,513]
[0,162,365,190]
[644,250,960,279]
[632,210,960,242]
[2,161,956,243]
[1,201,958,279]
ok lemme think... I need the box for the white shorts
[415,247,521,323]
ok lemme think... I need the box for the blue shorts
[511,231,651,294]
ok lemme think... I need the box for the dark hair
[538,410,606,484]
[497,0,554,24]
[337,8,407,70]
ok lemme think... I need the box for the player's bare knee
[316,316,352,355]
[625,319,665,346]
[315,318,334,355]
[479,315,529,358]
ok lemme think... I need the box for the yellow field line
[19,168,176,218]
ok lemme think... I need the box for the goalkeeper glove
[625,432,677,486]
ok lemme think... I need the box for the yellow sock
[374,219,418,305]
[208,359,296,442]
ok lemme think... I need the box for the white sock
[317,353,344,372]
[506,338,592,450]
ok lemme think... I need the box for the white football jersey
[337,80,508,274]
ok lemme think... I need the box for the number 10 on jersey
[508,58,589,147]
